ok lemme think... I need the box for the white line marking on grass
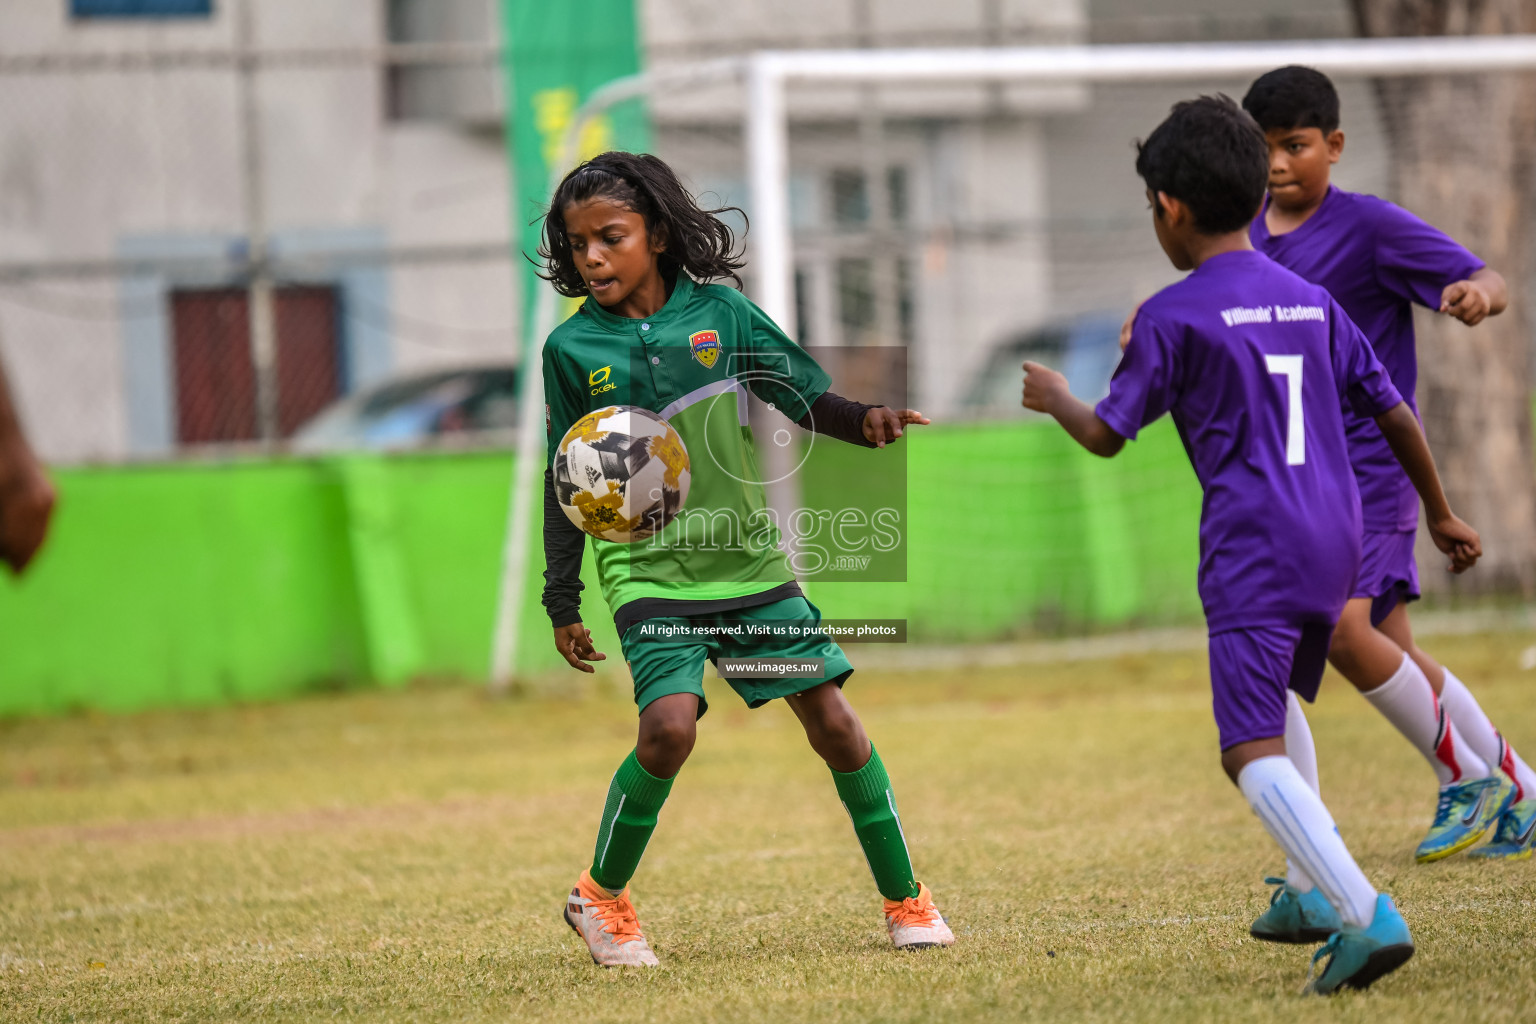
[854,628,1207,671]
[973,912,1242,937]
[853,607,1535,671]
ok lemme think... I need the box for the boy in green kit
[539,152,953,967]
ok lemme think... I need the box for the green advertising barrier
[805,418,1201,636]
[0,420,1200,717]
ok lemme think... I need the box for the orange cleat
[563,869,659,967]
[884,882,956,950]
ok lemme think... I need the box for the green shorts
[619,596,854,718]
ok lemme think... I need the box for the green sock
[589,749,675,892]
[830,745,920,901]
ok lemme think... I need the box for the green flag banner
[501,0,649,340]
[490,1,648,684]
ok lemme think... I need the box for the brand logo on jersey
[689,330,721,369]
[588,365,615,396]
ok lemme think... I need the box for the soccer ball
[554,405,691,543]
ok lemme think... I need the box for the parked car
[960,313,1124,420]
[291,364,519,453]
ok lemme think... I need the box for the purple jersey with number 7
[1096,250,1403,634]
[1250,186,1483,532]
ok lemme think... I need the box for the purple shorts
[1352,528,1419,627]
[1208,623,1334,751]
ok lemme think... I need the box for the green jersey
[543,275,832,619]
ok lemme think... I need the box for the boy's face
[563,196,665,309]
[1263,126,1343,213]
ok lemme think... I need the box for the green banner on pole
[501,0,649,342]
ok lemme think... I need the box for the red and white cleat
[563,869,660,967]
[884,882,956,950]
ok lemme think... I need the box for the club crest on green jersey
[689,330,721,369]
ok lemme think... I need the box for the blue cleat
[1305,893,1414,995]
[1250,876,1341,944]
[1414,773,1516,864]
[1468,797,1536,861]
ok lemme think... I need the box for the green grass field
[4,630,1536,1023]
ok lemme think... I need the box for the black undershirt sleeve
[795,390,881,447]
[542,466,586,628]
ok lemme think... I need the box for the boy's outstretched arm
[0,358,54,574]
[1022,361,1125,458]
[1440,267,1508,326]
[1373,401,1480,573]
[862,407,930,448]
[794,392,929,449]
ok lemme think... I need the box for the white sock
[1441,668,1536,800]
[1283,691,1319,892]
[1361,653,1488,787]
[1238,755,1377,929]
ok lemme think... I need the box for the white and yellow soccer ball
[553,405,691,543]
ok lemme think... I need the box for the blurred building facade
[0,0,513,462]
[0,0,1404,462]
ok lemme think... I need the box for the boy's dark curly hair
[1135,95,1268,235]
[538,152,747,298]
[1242,66,1340,136]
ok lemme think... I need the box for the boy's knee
[1327,613,1408,692]
[636,702,697,777]
[1328,608,1372,669]
[1221,736,1287,785]
[1326,645,1369,688]
[641,715,694,752]
[804,705,870,770]
[645,714,695,746]
[811,709,860,751]
[1330,606,1368,647]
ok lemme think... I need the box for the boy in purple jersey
[1243,66,1533,864]
[1025,96,1482,994]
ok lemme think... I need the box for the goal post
[741,35,1536,335]
[490,34,1536,690]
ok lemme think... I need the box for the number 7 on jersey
[1264,354,1305,466]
